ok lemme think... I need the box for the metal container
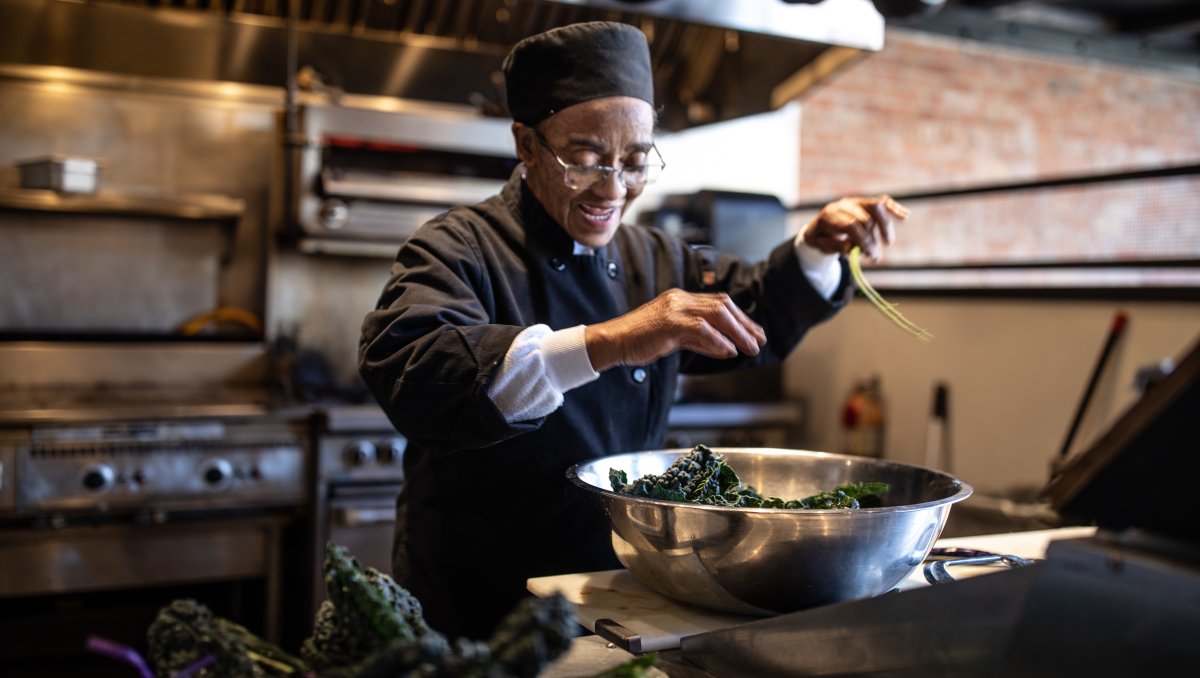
[17,155,101,193]
[567,448,973,616]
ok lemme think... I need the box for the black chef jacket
[359,169,851,639]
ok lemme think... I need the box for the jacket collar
[500,166,615,260]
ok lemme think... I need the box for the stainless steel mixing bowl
[566,448,973,616]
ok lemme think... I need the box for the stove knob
[82,464,116,493]
[344,440,376,467]
[201,459,234,488]
[376,437,407,464]
[319,198,350,230]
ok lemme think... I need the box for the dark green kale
[610,444,743,503]
[301,542,575,678]
[145,599,305,678]
[320,632,451,678]
[485,592,575,678]
[216,618,311,676]
[147,543,581,678]
[611,445,889,510]
[340,593,576,678]
[302,542,430,671]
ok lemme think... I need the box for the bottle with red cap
[841,375,885,457]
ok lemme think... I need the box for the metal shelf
[0,187,244,221]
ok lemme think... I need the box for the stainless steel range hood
[0,0,883,130]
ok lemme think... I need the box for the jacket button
[550,257,566,271]
[631,367,647,383]
[607,261,619,278]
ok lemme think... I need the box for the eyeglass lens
[565,163,659,190]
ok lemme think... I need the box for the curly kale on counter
[610,444,889,509]
[302,542,432,671]
[144,541,581,678]
[304,541,576,678]
[145,599,307,678]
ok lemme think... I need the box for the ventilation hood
[0,0,883,130]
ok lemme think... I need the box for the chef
[359,21,907,639]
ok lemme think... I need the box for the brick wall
[799,29,1200,197]
[796,30,1200,270]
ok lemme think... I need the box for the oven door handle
[334,505,396,527]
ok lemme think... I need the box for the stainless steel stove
[0,343,309,675]
[16,418,303,516]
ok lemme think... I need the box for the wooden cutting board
[529,527,1097,652]
[527,569,759,652]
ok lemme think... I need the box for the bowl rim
[565,446,974,515]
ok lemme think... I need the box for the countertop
[528,526,1097,654]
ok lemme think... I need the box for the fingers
[865,195,907,247]
[722,294,767,346]
[586,290,767,370]
[830,195,906,259]
[679,293,764,359]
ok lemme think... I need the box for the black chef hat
[503,21,654,125]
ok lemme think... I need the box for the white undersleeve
[487,324,599,423]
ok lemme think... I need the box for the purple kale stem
[85,635,155,678]
[172,654,217,678]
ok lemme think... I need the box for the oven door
[326,483,400,578]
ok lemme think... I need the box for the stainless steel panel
[0,215,226,333]
[21,441,304,512]
[0,0,881,131]
[327,496,396,585]
[0,518,278,597]
[0,74,277,336]
[292,103,516,243]
[0,344,271,424]
[317,433,407,486]
[13,419,305,512]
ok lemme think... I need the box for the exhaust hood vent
[0,0,884,130]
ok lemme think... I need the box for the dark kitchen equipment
[648,190,790,262]
[1044,333,1200,544]
[682,529,1200,676]
[567,448,972,616]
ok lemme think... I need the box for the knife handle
[594,617,643,654]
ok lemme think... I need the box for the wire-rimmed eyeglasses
[533,129,665,191]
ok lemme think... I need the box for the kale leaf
[610,445,889,510]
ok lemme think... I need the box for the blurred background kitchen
[0,0,1197,674]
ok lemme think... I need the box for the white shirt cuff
[794,233,842,300]
[540,324,600,391]
[488,324,599,423]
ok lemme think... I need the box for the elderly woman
[359,21,907,638]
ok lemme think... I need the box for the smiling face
[514,96,656,249]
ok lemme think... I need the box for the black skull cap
[503,21,654,125]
